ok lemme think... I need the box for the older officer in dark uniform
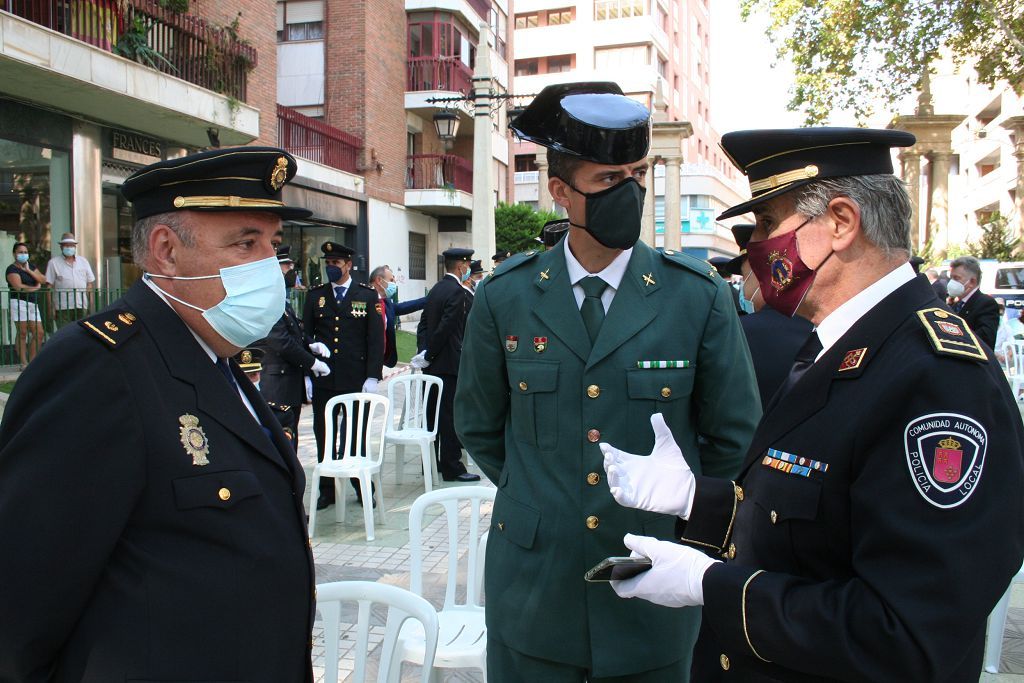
[303,241,384,509]
[0,147,316,682]
[602,128,1024,682]
[455,82,759,682]
[254,245,331,446]
[413,247,480,482]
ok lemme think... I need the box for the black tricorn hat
[540,218,570,248]
[510,82,651,165]
[717,128,916,220]
[121,146,312,220]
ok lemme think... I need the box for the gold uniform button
[727,543,736,560]
[661,386,671,398]
[586,515,599,529]
[587,429,601,443]
[334,326,339,331]
[770,510,778,525]
[735,485,745,502]
[720,654,730,671]
[519,381,528,391]
[498,522,505,531]
[587,384,601,399]
[218,487,231,501]
[587,472,600,486]
[334,338,339,342]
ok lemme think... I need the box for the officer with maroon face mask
[599,127,1024,682]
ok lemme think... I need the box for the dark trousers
[311,387,368,501]
[487,640,688,683]
[426,371,466,478]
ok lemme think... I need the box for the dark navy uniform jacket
[0,282,315,683]
[303,280,384,392]
[682,276,1024,682]
[416,274,470,376]
[256,300,314,407]
[740,308,814,408]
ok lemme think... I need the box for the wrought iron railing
[277,105,363,175]
[406,56,472,93]
[4,0,257,100]
[406,154,473,194]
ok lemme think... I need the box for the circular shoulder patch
[904,413,987,509]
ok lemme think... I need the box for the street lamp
[431,110,461,143]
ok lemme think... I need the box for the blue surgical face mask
[384,281,398,298]
[15,253,28,264]
[325,265,343,283]
[460,267,472,283]
[145,255,285,347]
[62,247,76,257]
[738,271,757,315]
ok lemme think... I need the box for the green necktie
[579,276,608,345]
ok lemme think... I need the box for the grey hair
[131,212,196,268]
[950,255,982,282]
[368,265,390,282]
[792,174,913,258]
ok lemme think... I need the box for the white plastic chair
[309,393,389,541]
[395,486,495,682]
[984,562,1024,672]
[1001,340,1024,401]
[385,374,443,492]
[316,580,439,683]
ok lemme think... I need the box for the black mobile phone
[584,556,653,582]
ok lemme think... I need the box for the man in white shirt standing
[45,232,95,328]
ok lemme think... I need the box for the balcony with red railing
[5,0,257,100]
[406,56,473,93]
[277,105,363,175]
[406,154,473,193]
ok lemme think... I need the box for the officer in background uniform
[455,82,759,682]
[234,346,296,445]
[492,250,513,269]
[541,217,569,248]
[413,247,480,482]
[302,241,384,509]
[0,147,316,682]
[254,245,331,446]
[601,128,1024,682]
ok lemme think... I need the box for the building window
[409,232,427,280]
[658,57,667,78]
[515,58,539,76]
[277,1,325,42]
[594,44,651,69]
[656,3,667,31]
[515,155,538,172]
[489,7,508,59]
[595,0,646,20]
[515,12,539,29]
[547,54,573,73]
[548,9,572,24]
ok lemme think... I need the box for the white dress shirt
[564,243,633,313]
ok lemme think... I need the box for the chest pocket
[507,359,559,451]
[752,469,822,522]
[626,368,694,401]
[173,470,263,511]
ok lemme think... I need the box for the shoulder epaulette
[79,308,141,349]
[660,249,718,280]
[358,282,374,290]
[488,250,540,281]
[916,307,987,361]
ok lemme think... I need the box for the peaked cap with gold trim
[234,347,265,373]
[121,146,312,220]
[717,128,916,220]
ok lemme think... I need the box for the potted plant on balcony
[114,15,176,71]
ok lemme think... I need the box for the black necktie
[579,277,608,345]
[953,299,965,313]
[778,331,823,398]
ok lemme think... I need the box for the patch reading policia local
[904,413,987,509]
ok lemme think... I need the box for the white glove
[611,533,718,608]
[361,378,379,393]
[309,342,331,358]
[409,350,430,369]
[305,376,313,402]
[600,413,696,519]
[310,359,331,377]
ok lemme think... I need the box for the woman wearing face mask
[6,242,47,369]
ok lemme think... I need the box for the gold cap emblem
[269,156,289,191]
[241,350,252,364]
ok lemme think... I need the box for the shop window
[409,232,427,280]
[0,139,71,272]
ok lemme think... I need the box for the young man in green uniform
[454,82,760,681]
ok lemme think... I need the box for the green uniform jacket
[455,239,760,677]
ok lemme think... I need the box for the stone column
[536,149,552,212]
[470,24,496,263]
[928,151,953,250]
[72,121,104,286]
[663,157,682,252]
[641,158,657,247]
[900,151,923,251]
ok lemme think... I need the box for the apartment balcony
[405,153,473,216]
[1,0,260,145]
[277,105,362,175]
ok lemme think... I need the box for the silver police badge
[179,413,210,466]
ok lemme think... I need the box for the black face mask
[567,177,646,250]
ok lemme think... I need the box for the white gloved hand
[304,376,313,402]
[600,413,696,518]
[361,378,379,393]
[409,350,430,369]
[610,533,717,608]
[310,359,331,377]
[309,342,331,358]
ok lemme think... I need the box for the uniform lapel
[531,242,592,363]
[124,284,291,474]
[586,244,658,369]
[233,361,298,477]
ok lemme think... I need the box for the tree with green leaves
[742,0,1024,123]
[970,212,1021,260]
[495,202,563,253]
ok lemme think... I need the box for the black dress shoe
[316,495,334,511]
[443,472,481,482]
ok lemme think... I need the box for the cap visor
[717,179,815,221]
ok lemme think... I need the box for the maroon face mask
[746,218,833,317]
